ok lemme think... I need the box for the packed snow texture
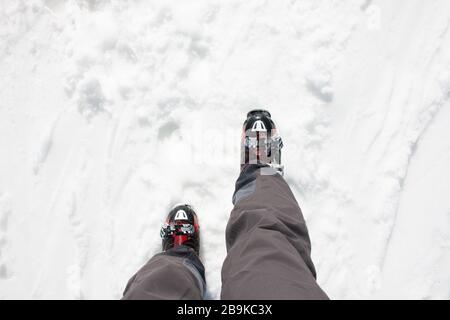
[1,0,450,299]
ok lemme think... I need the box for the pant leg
[221,165,329,300]
[122,245,206,300]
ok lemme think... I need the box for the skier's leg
[221,165,328,299]
[221,110,327,299]
[122,245,205,300]
[122,204,205,300]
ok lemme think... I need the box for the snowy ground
[1,0,450,300]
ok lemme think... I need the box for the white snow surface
[1,0,450,300]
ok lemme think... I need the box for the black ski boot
[160,204,200,255]
[241,109,284,174]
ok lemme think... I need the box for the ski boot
[160,204,200,255]
[241,109,284,174]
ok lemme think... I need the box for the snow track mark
[66,193,89,299]
[0,193,12,279]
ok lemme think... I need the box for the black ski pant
[122,165,328,300]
